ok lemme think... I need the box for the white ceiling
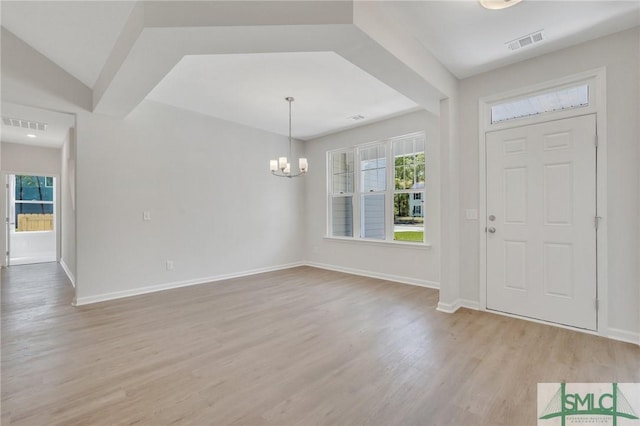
[0,1,136,88]
[1,0,639,140]
[1,103,75,149]
[146,52,420,140]
[382,0,640,79]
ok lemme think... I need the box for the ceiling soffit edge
[92,1,448,119]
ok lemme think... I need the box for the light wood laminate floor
[2,263,639,425]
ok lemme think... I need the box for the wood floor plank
[2,263,639,425]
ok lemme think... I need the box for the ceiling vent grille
[507,30,544,51]
[2,117,48,131]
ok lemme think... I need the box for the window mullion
[326,151,333,237]
[15,200,54,205]
[353,147,361,239]
[385,140,394,242]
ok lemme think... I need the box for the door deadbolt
[488,215,496,221]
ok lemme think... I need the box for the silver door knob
[488,227,496,233]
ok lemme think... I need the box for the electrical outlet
[166,260,174,270]
[143,211,151,221]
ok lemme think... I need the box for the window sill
[10,230,55,234]
[323,236,432,250]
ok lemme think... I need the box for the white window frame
[391,135,426,244]
[326,131,428,246]
[489,82,590,124]
[483,76,598,132]
[327,148,355,238]
[358,141,388,241]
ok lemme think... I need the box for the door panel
[486,114,597,330]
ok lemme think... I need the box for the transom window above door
[490,83,589,124]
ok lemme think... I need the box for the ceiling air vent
[348,114,365,121]
[506,30,544,51]
[2,117,48,131]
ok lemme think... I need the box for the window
[393,136,425,242]
[330,150,354,237]
[491,84,589,124]
[359,144,386,240]
[14,175,54,232]
[328,132,426,244]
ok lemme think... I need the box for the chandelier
[270,97,308,178]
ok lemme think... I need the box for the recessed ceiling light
[26,134,37,138]
[480,0,523,10]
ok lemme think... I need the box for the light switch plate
[465,209,478,220]
[143,211,151,221]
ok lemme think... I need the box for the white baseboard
[436,301,459,313]
[9,256,57,266]
[59,258,76,288]
[608,328,640,346]
[459,299,480,310]
[73,261,305,306]
[463,306,640,347]
[75,260,438,307]
[304,261,439,290]
[436,298,480,313]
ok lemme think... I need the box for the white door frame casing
[478,67,608,337]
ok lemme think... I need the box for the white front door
[486,114,597,330]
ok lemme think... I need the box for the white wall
[1,23,304,303]
[305,110,440,287]
[9,230,56,265]
[458,27,640,335]
[0,143,2,267]
[0,142,61,175]
[3,14,637,339]
[60,130,76,285]
[1,12,450,303]
[74,100,306,302]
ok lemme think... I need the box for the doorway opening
[5,174,57,265]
